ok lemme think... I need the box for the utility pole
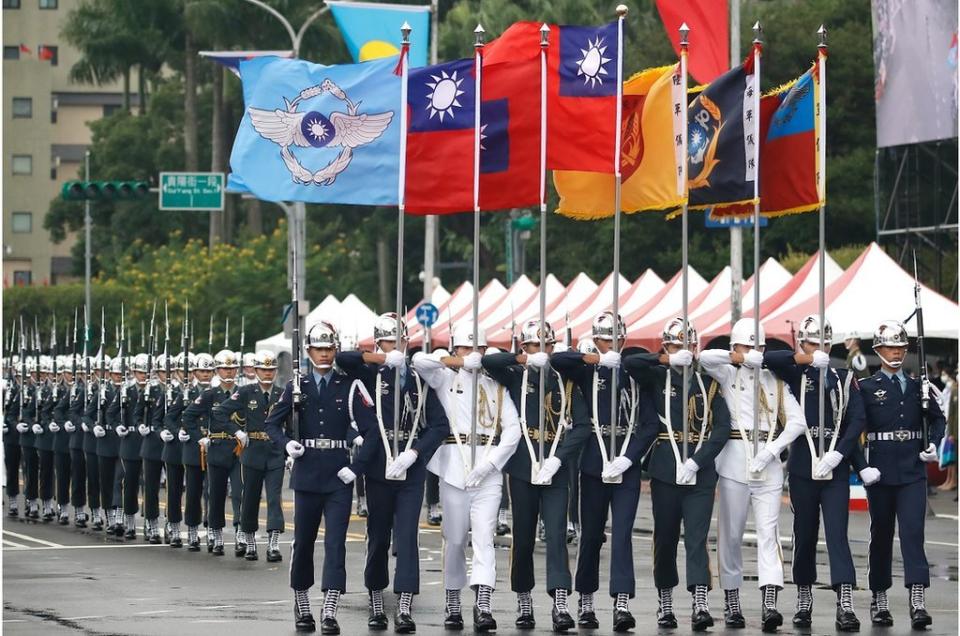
[84,150,92,329]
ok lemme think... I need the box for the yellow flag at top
[555,64,687,219]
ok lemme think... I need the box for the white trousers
[717,476,784,590]
[439,474,502,590]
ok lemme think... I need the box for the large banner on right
[872,0,958,148]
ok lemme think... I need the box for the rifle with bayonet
[911,251,931,447]
[182,301,191,402]
[143,302,157,431]
[290,244,303,441]
[50,314,59,402]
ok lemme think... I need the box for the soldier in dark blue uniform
[4,360,23,517]
[159,352,190,548]
[35,358,57,521]
[178,353,213,551]
[64,357,89,527]
[217,350,286,562]
[336,313,449,633]
[551,312,654,633]
[109,355,143,539]
[624,318,731,632]
[136,354,167,543]
[762,315,865,632]
[96,358,123,535]
[854,320,945,630]
[481,318,591,632]
[264,321,372,635]
[80,354,108,530]
[51,358,74,524]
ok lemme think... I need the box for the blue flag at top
[228,55,401,205]
[327,0,430,68]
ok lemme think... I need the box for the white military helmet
[661,317,698,348]
[154,353,170,370]
[194,353,215,371]
[339,333,358,352]
[591,311,626,342]
[131,353,150,373]
[110,358,124,374]
[519,318,556,345]
[242,352,257,368]
[577,338,599,355]
[214,349,239,369]
[304,321,339,350]
[797,314,832,346]
[451,323,487,349]
[254,350,278,369]
[374,312,408,343]
[187,353,198,371]
[26,358,37,374]
[39,356,54,374]
[729,317,766,349]
[872,320,908,349]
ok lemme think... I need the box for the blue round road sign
[416,303,439,328]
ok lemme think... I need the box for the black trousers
[509,476,572,594]
[575,473,641,597]
[184,464,204,527]
[38,449,55,500]
[85,451,101,509]
[425,472,439,507]
[790,475,856,587]
[208,460,243,530]
[567,453,581,524]
[290,486,352,592]
[866,479,930,590]
[4,442,21,498]
[364,477,425,594]
[240,464,285,534]
[98,456,119,510]
[650,479,715,591]
[165,462,184,524]
[22,447,39,500]
[55,452,72,506]
[142,459,163,520]
[499,473,510,510]
[122,458,142,516]
[69,449,86,508]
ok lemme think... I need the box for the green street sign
[159,172,224,210]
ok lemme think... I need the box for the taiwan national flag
[547,21,620,173]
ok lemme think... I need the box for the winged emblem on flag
[248,78,394,186]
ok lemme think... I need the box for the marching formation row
[2,310,945,635]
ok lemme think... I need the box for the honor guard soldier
[136,354,167,543]
[337,312,450,633]
[4,357,23,517]
[854,320,945,630]
[114,353,146,539]
[35,356,57,521]
[96,357,124,535]
[80,354,108,530]
[17,358,40,519]
[263,321,371,635]
[51,357,75,524]
[64,355,89,527]
[412,323,522,633]
[844,337,871,380]
[762,315,865,631]
[216,350,287,563]
[624,318,731,632]
[240,352,257,387]
[159,353,189,548]
[551,312,651,633]
[178,353,213,551]
[481,319,591,632]
[699,318,808,632]
[182,349,244,556]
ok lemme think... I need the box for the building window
[38,45,58,66]
[50,164,57,180]
[13,271,32,286]
[3,46,20,60]
[3,0,22,9]
[12,155,32,175]
[39,0,57,8]
[12,97,32,118]
[11,212,32,233]
[102,104,122,117]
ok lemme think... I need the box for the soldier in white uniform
[698,318,807,633]
[411,323,521,633]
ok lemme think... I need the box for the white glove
[678,457,700,484]
[535,456,562,484]
[814,450,844,478]
[552,342,569,353]
[599,351,621,369]
[2,423,7,434]
[137,424,150,437]
[285,440,305,458]
[235,430,249,448]
[526,352,550,370]
[810,350,830,370]
[197,437,210,450]
[160,430,174,443]
[463,352,483,371]
[742,350,764,369]
[387,449,418,478]
[859,466,881,486]
[337,467,357,484]
[116,425,129,437]
[285,456,294,470]
[16,422,28,433]
[669,350,694,368]
[64,421,76,433]
[352,435,364,447]
[384,350,406,369]
[465,459,496,488]
[32,423,43,435]
[49,422,61,433]
[81,422,90,433]
[919,443,939,463]
[749,448,776,473]
[602,455,633,479]
[177,429,190,443]
[93,425,106,438]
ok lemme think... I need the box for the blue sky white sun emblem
[576,36,611,88]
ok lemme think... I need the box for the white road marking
[63,615,103,620]
[201,605,236,610]
[135,609,174,616]
[1,529,63,548]
[258,600,289,605]
[2,539,30,548]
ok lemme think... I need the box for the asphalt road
[2,479,957,636]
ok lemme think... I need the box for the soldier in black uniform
[51,357,74,524]
[136,353,167,543]
[65,356,89,527]
[179,353,212,551]
[95,358,123,535]
[854,320,945,630]
[624,318,731,632]
[113,353,146,539]
[35,358,57,521]
[159,352,188,547]
[4,359,23,517]
[217,350,286,562]
[264,321,371,635]
[336,313,449,633]
[81,354,107,530]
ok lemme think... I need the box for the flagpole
[538,23,550,469]
[817,25,828,460]
[394,22,412,463]
[470,24,485,471]
[751,23,763,460]
[679,23,691,464]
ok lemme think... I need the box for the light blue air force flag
[228,55,401,205]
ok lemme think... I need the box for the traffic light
[511,215,538,231]
[61,180,150,201]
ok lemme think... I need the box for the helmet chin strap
[311,361,332,371]
[875,350,904,369]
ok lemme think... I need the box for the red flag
[655,0,729,85]
[19,44,31,55]
[38,46,54,61]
